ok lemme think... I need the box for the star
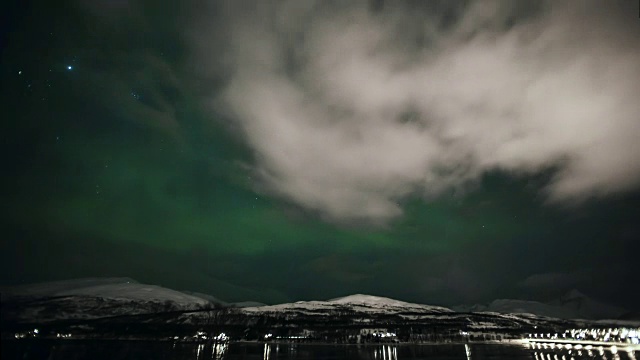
[67,65,73,71]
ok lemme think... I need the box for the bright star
[67,65,73,70]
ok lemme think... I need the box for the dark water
[1,341,637,360]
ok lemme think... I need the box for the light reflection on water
[221,342,638,360]
[194,342,227,360]
[2,341,638,360]
[532,347,636,360]
[529,342,638,360]
[371,344,397,360]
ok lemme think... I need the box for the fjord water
[2,341,636,360]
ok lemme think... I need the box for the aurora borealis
[1,0,639,310]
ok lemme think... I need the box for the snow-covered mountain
[240,294,453,316]
[9,278,640,345]
[330,294,453,311]
[2,278,211,306]
[2,279,625,323]
[211,293,583,343]
[3,278,634,343]
[1,278,218,323]
[454,290,627,320]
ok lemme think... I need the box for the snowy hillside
[329,294,453,312]
[1,278,220,324]
[3,278,210,306]
[56,283,210,306]
[5,279,629,342]
[4,278,634,344]
[241,294,452,316]
[218,294,582,342]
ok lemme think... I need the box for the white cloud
[193,0,640,223]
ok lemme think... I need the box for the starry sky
[1,0,639,310]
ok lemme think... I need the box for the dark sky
[1,0,639,310]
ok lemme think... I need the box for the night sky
[1,0,639,310]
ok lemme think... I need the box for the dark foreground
[2,340,637,360]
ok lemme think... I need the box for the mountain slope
[2,277,211,306]
[329,294,452,312]
[240,294,452,317]
[4,279,630,342]
[1,278,217,324]
[454,290,627,320]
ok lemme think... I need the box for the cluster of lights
[214,333,228,341]
[531,342,597,350]
[185,331,229,342]
[14,328,39,339]
[372,331,397,338]
[56,333,72,338]
[531,344,636,360]
[526,326,639,359]
[378,332,397,338]
[528,327,640,345]
[263,333,307,340]
[194,331,208,340]
[565,327,640,344]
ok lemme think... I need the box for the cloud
[193,0,640,223]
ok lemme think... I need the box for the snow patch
[330,294,452,312]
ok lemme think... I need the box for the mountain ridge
[2,278,638,343]
[453,289,627,320]
[1,278,631,323]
